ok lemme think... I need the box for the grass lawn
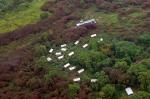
[0,0,47,34]
[82,6,144,29]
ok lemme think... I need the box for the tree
[100,84,116,99]
[114,41,141,60]
[0,0,10,12]
[138,34,150,46]
[91,71,109,91]
[68,83,80,99]
[70,49,107,73]
[128,58,150,76]
[114,61,129,72]
[131,91,150,99]
[138,71,150,92]
[128,58,150,87]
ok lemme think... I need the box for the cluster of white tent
[46,33,134,96]
[46,33,104,83]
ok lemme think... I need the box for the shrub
[35,56,48,68]
[68,83,80,99]
[101,84,116,99]
[114,61,129,72]
[138,34,150,46]
[70,49,107,72]
[44,70,58,83]
[131,91,150,99]
[34,44,47,57]
[40,12,49,19]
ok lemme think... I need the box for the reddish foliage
[142,1,150,8]
[0,81,8,88]
[96,0,105,5]
[104,68,131,85]
[125,0,148,5]
[77,84,91,99]
[41,1,56,12]
[63,26,88,42]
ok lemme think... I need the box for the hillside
[0,0,150,99]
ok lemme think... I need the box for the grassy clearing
[0,0,47,33]
[83,6,143,29]
[83,6,119,26]
[129,12,143,17]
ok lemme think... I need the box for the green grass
[0,0,47,33]
[82,6,144,29]
[129,12,143,17]
[83,6,119,26]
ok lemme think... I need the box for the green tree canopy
[114,41,141,60]
[100,84,116,99]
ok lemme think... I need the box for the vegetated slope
[0,0,150,99]
[0,0,47,33]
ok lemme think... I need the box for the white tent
[55,52,62,56]
[58,55,64,60]
[77,69,84,74]
[69,66,76,71]
[91,34,97,38]
[73,78,80,82]
[47,57,52,61]
[68,51,74,56]
[82,44,88,48]
[49,48,53,53]
[61,44,67,48]
[74,40,79,45]
[61,48,67,52]
[91,79,98,83]
[125,87,134,96]
[63,63,70,68]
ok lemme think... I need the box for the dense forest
[0,0,150,99]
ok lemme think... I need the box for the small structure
[73,78,80,82]
[55,52,62,56]
[98,38,103,42]
[91,34,97,38]
[64,63,70,68]
[77,69,84,74]
[61,44,67,48]
[61,48,67,52]
[47,57,52,62]
[76,19,96,27]
[58,55,64,60]
[74,40,79,45]
[125,87,134,96]
[82,44,88,48]
[68,51,74,56]
[91,79,98,83]
[100,38,103,41]
[69,66,76,71]
[49,48,53,53]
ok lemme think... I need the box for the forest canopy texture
[0,0,150,99]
